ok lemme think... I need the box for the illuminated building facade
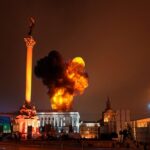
[131,118,150,143]
[101,98,116,134]
[0,116,12,134]
[14,115,40,139]
[80,122,100,139]
[100,98,130,139]
[115,109,130,137]
[14,104,40,138]
[37,111,80,133]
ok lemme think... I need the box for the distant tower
[106,96,111,110]
[101,97,116,133]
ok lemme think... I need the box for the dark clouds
[0,0,150,120]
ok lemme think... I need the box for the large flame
[51,57,88,111]
[66,57,88,94]
[51,88,73,111]
[72,57,85,67]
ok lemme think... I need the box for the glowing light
[51,88,73,111]
[148,103,150,109]
[136,118,150,127]
[104,117,109,122]
[51,56,88,111]
[24,37,36,104]
[72,57,85,67]
[26,47,32,103]
[66,57,88,93]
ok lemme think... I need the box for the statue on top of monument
[28,17,35,36]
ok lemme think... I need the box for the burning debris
[35,50,88,111]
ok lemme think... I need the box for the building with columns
[37,111,80,133]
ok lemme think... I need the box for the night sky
[0,0,150,121]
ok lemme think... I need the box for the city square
[0,0,150,149]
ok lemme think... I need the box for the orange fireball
[50,56,88,111]
[51,88,73,111]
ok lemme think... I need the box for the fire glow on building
[13,18,89,138]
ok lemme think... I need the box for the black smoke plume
[34,50,74,97]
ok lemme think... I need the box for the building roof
[0,116,11,124]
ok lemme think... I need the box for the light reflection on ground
[0,141,139,150]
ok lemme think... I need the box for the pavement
[0,140,148,150]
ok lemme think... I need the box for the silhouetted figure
[28,17,35,36]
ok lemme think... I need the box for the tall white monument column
[24,36,36,104]
[14,18,40,139]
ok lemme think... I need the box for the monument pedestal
[14,103,40,139]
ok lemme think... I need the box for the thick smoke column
[34,51,66,95]
[35,50,88,111]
